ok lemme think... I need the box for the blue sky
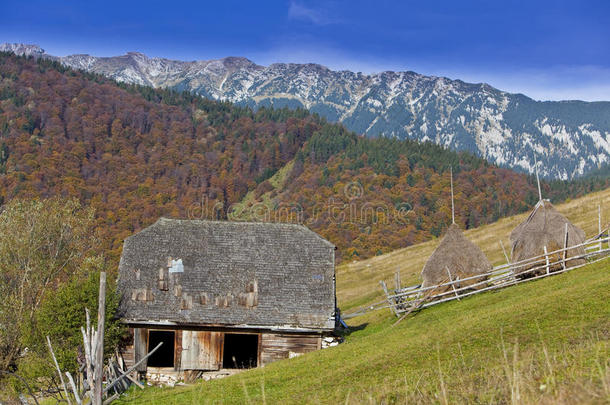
[2,0,609,101]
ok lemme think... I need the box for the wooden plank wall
[126,327,324,372]
[133,328,148,372]
[181,331,223,370]
[260,333,321,366]
[121,328,135,370]
[173,330,183,371]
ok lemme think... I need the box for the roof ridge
[152,217,335,248]
[157,216,308,228]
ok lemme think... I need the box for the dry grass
[338,188,610,312]
[116,256,610,404]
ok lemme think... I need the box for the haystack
[420,223,492,290]
[510,200,586,276]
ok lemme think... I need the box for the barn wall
[173,330,183,371]
[260,333,322,366]
[121,328,135,370]
[125,326,325,371]
[133,327,148,372]
[181,330,223,370]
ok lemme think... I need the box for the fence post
[562,223,568,270]
[599,204,603,252]
[380,281,397,316]
[543,246,550,274]
[394,270,401,292]
[93,272,106,405]
[445,267,461,301]
[499,240,509,264]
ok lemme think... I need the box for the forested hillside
[4,44,608,179]
[0,53,321,261]
[0,53,607,264]
[240,126,609,259]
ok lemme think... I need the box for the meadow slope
[117,256,610,404]
[116,189,610,404]
[338,187,610,312]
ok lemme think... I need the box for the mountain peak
[0,43,607,179]
[220,56,259,69]
[0,43,45,57]
[126,51,147,57]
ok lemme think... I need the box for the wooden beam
[450,167,455,224]
[380,281,397,316]
[543,246,550,274]
[46,336,72,405]
[94,272,106,405]
[599,204,603,252]
[103,342,163,394]
[445,267,461,301]
[562,223,569,270]
[499,240,509,264]
[65,372,82,405]
[534,154,542,203]
[122,371,145,389]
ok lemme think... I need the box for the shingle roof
[117,218,336,331]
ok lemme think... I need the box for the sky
[2,0,609,101]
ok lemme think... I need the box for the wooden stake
[102,393,120,405]
[450,167,455,224]
[445,267,460,301]
[543,246,550,275]
[65,372,82,405]
[94,272,106,405]
[499,240,509,264]
[534,154,542,203]
[599,204,603,252]
[380,281,397,316]
[46,336,72,405]
[102,342,163,394]
[394,270,401,291]
[81,310,94,400]
[121,371,145,389]
[562,223,569,270]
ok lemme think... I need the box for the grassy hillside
[117,256,610,404]
[116,189,610,404]
[338,187,610,312]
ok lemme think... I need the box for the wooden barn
[117,218,336,380]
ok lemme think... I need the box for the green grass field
[114,189,610,404]
[117,255,610,404]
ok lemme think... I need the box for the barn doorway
[147,330,175,367]
[223,333,258,368]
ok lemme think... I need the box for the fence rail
[380,233,610,318]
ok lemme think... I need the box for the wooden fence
[380,233,610,319]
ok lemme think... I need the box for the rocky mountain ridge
[2,43,608,179]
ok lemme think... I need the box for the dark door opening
[223,333,258,369]
[147,330,175,367]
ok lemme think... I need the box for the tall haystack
[510,200,586,276]
[421,223,493,289]
[420,168,492,290]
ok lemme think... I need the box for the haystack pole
[419,167,492,290]
[450,166,455,225]
[534,153,543,203]
[509,156,587,276]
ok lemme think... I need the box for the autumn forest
[0,52,608,265]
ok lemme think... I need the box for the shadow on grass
[339,322,369,337]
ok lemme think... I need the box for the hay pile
[510,200,586,276]
[421,223,492,291]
